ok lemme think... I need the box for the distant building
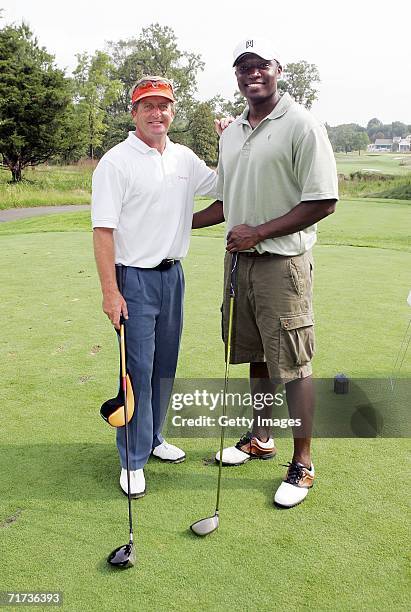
[399,136,411,152]
[373,139,393,151]
[367,135,411,152]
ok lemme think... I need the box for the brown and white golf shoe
[215,432,277,466]
[274,461,315,508]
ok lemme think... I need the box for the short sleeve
[294,126,339,202]
[215,137,224,201]
[190,152,218,198]
[91,160,126,229]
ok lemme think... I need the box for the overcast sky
[2,0,410,127]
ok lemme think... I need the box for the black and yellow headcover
[100,372,135,427]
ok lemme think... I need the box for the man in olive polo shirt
[193,38,338,508]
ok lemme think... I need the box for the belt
[238,251,286,258]
[152,258,178,271]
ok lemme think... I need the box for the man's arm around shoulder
[192,200,224,229]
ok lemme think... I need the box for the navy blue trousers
[115,263,184,469]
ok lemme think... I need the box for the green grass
[0,210,93,234]
[335,153,411,200]
[367,180,411,200]
[3,197,408,254]
[335,152,411,176]
[317,198,411,251]
[0,216,410,610]
[339,174,411,200]
[0,438,409,611]
[195,197,411,253]
[1,154,410,209]
[0,165,92,209]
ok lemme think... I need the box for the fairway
[0,208,410,611]
[335,152,411,176]
[1,153,410,210]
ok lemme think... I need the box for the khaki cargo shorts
[222,250,315,383]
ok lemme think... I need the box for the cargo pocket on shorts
[289,258,304,297]
[279,313,315,368]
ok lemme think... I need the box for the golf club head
[190,513,219,537]
[107,543,136,568]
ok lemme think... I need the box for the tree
[336,125,355,153]
[0,23,71,181]
[106,23,204,138]
[189,102,218,165]
[366,118,383,142]
[366,117,383,131]
[391,121,407,138]
[327,123,368,154]
[278,60,320,109]
[365,118,408,142]
[101,112,134,155]
[351,131,369,155]
[73,51,122,159]
[54,101,89,163]
[209,91,246,118]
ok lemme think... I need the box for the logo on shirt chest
[178,175,189,180]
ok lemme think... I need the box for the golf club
[100,354,135,427]
[190,252,238,536]
[389,290,411,390]
[107,268,136,568]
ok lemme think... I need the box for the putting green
[0,231,410,611]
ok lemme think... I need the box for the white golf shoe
[151,440,186,463]
[274,462,315,508]
[215,432,277,466]
[120,468,146,499]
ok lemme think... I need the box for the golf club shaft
[215,252,238,513]
[215,296,234,512]
[120,322,134,542]
[390,318,411,377]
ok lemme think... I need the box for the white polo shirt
[92,132,217,267]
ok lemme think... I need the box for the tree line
[0,21,408,182]
[326,119,411,155]
[0,22,323,181]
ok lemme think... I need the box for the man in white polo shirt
[193,39,338,508]
[92,76,217,498]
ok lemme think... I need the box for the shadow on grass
[0,443,280,502]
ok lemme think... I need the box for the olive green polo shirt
[216,93,338,255]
